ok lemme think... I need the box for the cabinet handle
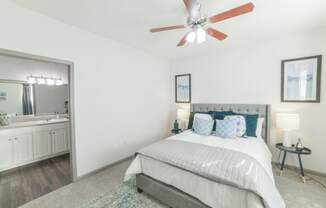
[53,132,55,135]
[8,138,12,141]
[14,138,18,140]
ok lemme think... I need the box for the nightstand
[276,143,312,183]
[171,129,182,135]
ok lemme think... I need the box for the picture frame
[175,74,191,103]
[281,55,322,103]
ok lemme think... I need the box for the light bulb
[37,77,46,85]
[196,28,206,44]
[46,78,55,85]
[27,76,36,84]
[55,79,63,86]
[186,31,196,43]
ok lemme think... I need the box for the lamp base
[283,131,292,147]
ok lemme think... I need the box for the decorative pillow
[194,113,212,120]
[209,111,234,120]
[193,117,214,136]
[256,118,264,137]
[232,113,259,137]
[225,115,246,137]
[208,111,234,131]
[215,119,238,139]
[187,112,210,129]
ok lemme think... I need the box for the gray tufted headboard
[191,104,271,144]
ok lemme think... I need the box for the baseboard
[76,155,133,181]
[0,152,70,176]
[273,162,326,178]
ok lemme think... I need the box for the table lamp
[276,113,300,147]
[177,108,189,130]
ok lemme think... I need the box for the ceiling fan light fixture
[196,27,206,44]
[150,1,255,47]
[186,31,196,43]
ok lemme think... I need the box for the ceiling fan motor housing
[187,16,207,28]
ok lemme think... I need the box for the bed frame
[136,103,271,208]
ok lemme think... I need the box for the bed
[124,104,285,208]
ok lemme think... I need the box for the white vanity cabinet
[52,128,69,154]
[0,127,33,169]
[0,122,70,172]
[0,134,15,169]
[33,129,53,159]
[12,133,34,164]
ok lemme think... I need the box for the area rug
[81,173,326,208]
[81,178,167,208]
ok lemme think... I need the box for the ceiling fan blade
[183,0,201,19]
[206,28,228,40]
[209,2,254,23]
[150,25,185,33]
[177,34,188,47]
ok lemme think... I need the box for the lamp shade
[177,109,188,120]
[276,113,300,131]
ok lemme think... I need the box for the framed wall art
[281,55,322,103]
[175,74,191,103]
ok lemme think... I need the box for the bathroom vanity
[0,118,70,172]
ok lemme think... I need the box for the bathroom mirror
[0,80,68,116]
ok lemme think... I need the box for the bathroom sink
[47,118,69,123]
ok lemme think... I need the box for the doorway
[0,48,76,207]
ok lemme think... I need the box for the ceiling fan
[150,0,255,47]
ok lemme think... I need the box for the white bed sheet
[125,130,275,208]
[168,130,274,183]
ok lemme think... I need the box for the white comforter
[125,130,280,208]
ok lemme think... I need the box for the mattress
[125,130,275,208]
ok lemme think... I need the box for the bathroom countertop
[0,118,69,130]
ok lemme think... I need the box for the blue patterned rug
[82,178,168,208]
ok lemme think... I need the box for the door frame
[0,48,78,181]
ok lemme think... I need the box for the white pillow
[225,115,246,137]
[194,113,213,121]
[256,118,264,137]
[193,117,214,136]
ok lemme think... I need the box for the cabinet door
[33,130,52,159]
[0,137,14,169]
[13,134,33,164]
[52,128,68,154]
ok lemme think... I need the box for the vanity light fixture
[27,75,36,84]
[27,75,64,86]
[46,78,55,86]
[37,76,46,85]
[55,79,63,86]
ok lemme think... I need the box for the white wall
[0,0,170,177]
[171,28,326,174]
[0,54,69,84]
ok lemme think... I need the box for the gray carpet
[81,177,167,208]
[273,166,326,208]
[20,159,326,208]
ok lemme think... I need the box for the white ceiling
[12,0,326,59]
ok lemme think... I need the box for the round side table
[276,143,312,183]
